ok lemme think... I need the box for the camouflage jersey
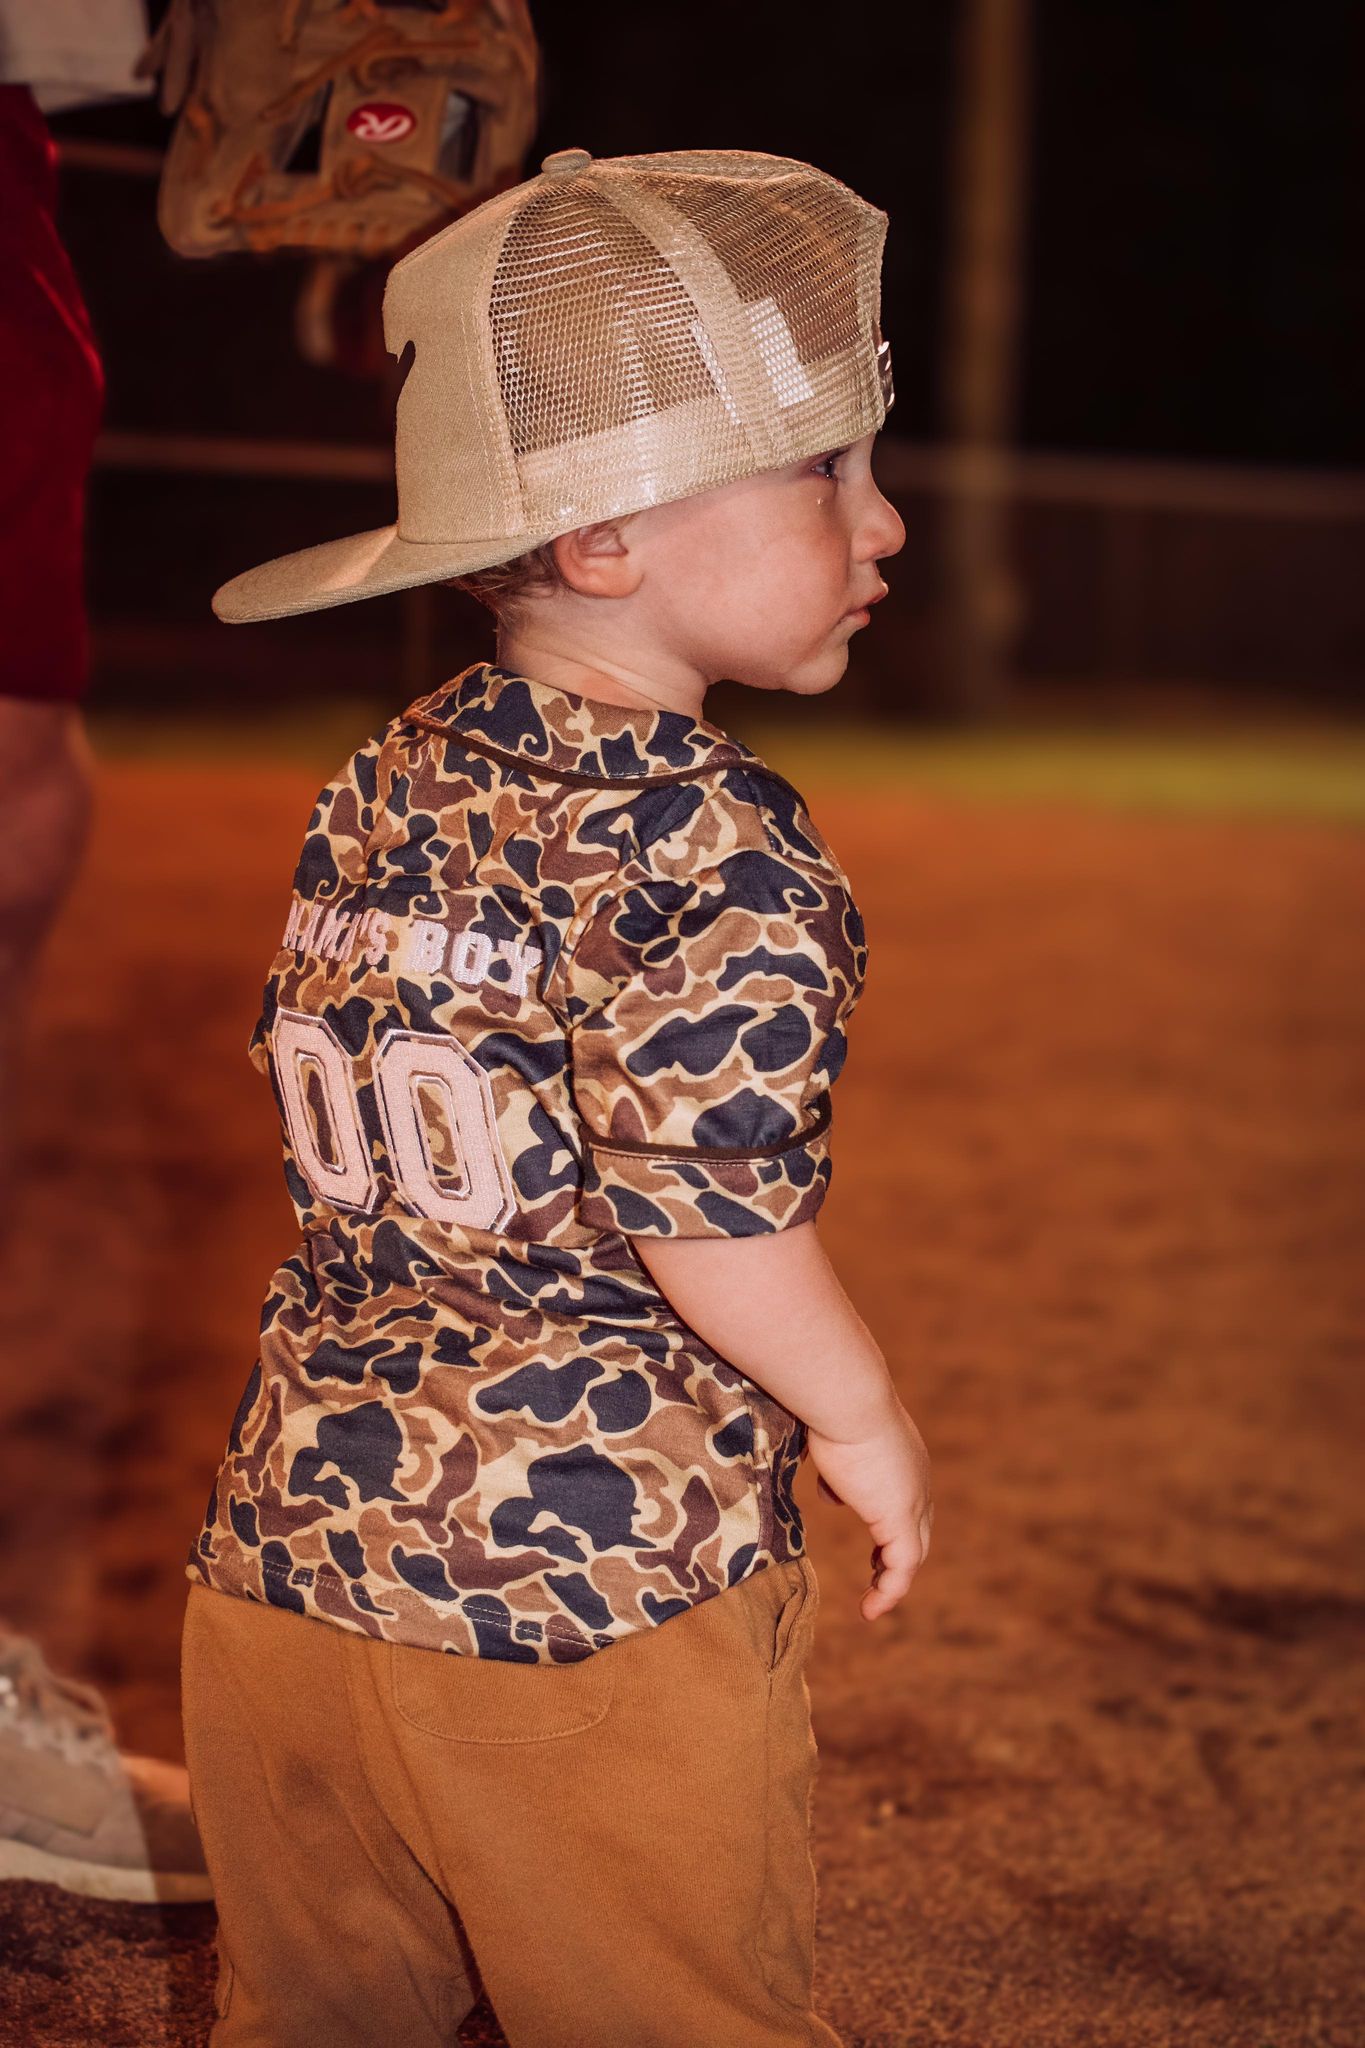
[189,661,867,1663]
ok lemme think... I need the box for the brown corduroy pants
[181,1557,843,2048]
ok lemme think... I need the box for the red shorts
[0,85,105,705]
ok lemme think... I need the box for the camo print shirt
[189,661,867,1663]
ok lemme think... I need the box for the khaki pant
[181,1558,843,2048]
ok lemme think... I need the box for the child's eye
[811,448,848,481]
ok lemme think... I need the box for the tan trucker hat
[213,145,894,624]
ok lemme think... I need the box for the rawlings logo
[346,103,418,145]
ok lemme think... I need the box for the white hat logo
[347,104,418,145]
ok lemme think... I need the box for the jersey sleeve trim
[580,1089,832,1163]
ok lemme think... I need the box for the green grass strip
[741,725,1365,823]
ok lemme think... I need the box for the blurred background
[3,5,1362,2044]
[51,0,1365,743]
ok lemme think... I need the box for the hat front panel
[384,187,526,545]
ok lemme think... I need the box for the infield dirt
[0,757,1361,2047]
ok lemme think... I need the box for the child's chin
[788,646,852,696]
[728,643,849,696]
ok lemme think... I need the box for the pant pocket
[389,1636,617,1745]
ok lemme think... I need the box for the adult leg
[0,82,102,1216]
[0,84,207,1906]
[0,700,91,1200]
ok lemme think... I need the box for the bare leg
[0,698,92,1221]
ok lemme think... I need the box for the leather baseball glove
[138,0,539,259]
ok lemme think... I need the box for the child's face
[627,430,906,696]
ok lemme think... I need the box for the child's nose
[859,486,906,563]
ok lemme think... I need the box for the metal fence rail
[94,427,1365,521]
[89,432,1365,699]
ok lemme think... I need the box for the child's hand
[806,1402,933,1621]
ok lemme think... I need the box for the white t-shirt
[0,0,150,112]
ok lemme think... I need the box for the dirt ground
[0,756,1362,2048]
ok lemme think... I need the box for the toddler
[183,144,934,2048]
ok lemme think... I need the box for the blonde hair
[446,539,563,618]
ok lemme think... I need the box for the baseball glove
[138,0,539,259]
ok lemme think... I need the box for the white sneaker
[0,1629,211,1903]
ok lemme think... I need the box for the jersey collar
[408,661,755,786]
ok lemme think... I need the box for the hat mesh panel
[649,172,865,370]
[486,158,886,530]
[489,184,721,454]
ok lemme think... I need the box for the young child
[183,145,934,2048]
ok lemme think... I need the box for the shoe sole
[0,1836,213,1904]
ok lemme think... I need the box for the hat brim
[211,522,564,624]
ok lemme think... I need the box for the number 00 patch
[273,1011,517,1232]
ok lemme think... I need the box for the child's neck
[493,627,710,723]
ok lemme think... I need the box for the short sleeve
[561,853,866,1239]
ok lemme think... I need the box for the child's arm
[630,1221,933,1622]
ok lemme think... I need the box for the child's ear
[551,517,641,599]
